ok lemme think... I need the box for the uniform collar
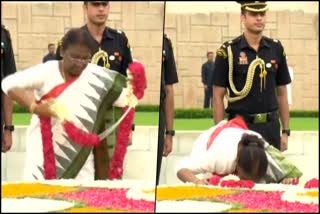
[82,25,114,40]
[240,34,270,50]
[104,28,115,40]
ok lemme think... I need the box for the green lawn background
[13,112,318,131]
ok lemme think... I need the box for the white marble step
[1,126,318,184]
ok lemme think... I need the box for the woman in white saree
[2,28,137,181]
[176,116,302,185]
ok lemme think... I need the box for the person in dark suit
[201,51,215,108]
[42,43,56,63]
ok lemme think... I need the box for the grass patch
[13,113,318,131]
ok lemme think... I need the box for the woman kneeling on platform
[176,116,302,185]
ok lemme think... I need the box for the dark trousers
[229,114,281,150]
[204,86,212,108]
[156,107,165,185]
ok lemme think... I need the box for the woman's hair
[61,28,95,53]
[236,133,268,181]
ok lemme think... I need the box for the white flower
[155,200,232,213]
[2,198,75,213]
[220,174,240,182]
[126,186,155,202]
[281,189,318,204]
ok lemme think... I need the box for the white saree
[2,60,128,181]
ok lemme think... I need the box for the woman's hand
[31,99,58,118]
[281,177,299,185]
[195,179,209,185]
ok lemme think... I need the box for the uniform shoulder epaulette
[2,25,9,34]
[216,36,242,59]
[164,34,173,49]
[262,36,277,43]
[229,36,242,45]
[223,36,241,48]
[2,25,12,39]
[216,46,227,59]
[164,34,172,42]
[108,27,125,35]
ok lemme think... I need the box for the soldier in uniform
[56,1,132,75]
[212,1,291,151]
[56,1,133,179]
[1,25,16,153]
[156,34,179,185]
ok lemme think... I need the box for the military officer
[212,1,291,151]
[156,34,179,185]
[1,25,16,153]
[56,1,132,76]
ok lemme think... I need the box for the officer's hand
[32,99,58,118]
[2,131,13,153]
[163,135,173,157]
[280,134,288,152]
[204,84,208,90]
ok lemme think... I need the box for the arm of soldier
[122,35,133,75]
[163,84,175,156]
[213,86,226,124]
[3,93,13,127]
[275,43,291,151]
[2,93,14,152]
[212,46,229,124]
[277,85,290,151]
[163,37,178,156]
[2,26,16,126]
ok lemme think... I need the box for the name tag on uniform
[239,51,248,64]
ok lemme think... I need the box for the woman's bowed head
[235,133,268,182]
[176,117,302,185]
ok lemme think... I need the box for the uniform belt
[228,111,278,124]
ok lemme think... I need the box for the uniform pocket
[237,64,249,75]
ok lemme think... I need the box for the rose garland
[208,175,255,189]
[63,121,100,147]
[39,117,56,179]
[108,62,146,179]
[304,178,319,189]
